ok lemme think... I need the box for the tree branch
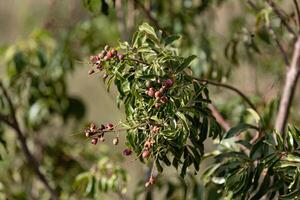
[208,104,230,131]
[0,82,59,200]
[293,0,300,33]
[267,0,297,37]
[133,0,166,33]
[187,75,259,114]
[275,37,300,134]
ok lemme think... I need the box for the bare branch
[208,104,230,131]
[293,0,300,32]
[187,75,259,114]
[267,0,297,37]
[0,82,59,200]
[133,0,166,33]
[275,37,300,134]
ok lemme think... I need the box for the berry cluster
[84,123,114,145]
[88,45,124,75]
[146,78,174,109]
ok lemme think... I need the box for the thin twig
[133,0,166,33]
[187,75,258,114]
[267,0,297,37]
[269,24,290,66]
[0,82,59,200]
[208,104,230,131]
[293,0,300,33]
[275,37,300,134]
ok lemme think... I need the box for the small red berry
[147,87,155,97]
[90,55,99,64]
[163,79,174,88]
[142,150,150,158]
[123,148,132,156]
[154,103,161,109]
[106,51,113,59]
[155,91,163,99]
[113,137,119,145]
[160,96,169,104]
[110,49,117,56]
[91,138,98,145]
[106,123,114,130]
[149,176,156,185]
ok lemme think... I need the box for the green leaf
[177,55,197,72]
[223,123,258,139]
[138,23,159,42]
[164,34,181,46]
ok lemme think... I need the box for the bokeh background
[1,0,300,199]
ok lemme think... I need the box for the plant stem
[188,75,258,114]
[275,37,300,133]
[0,82,59,200]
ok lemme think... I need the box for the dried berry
[88,69,95,75]
[163,78,174,88]
[160,96,169,104]
[106,123,114,130]
[113,137,119,145]
[90,55,99,64]
[91,138,98,145]
[123,148,132,156]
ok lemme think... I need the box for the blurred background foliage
[0,0,300,199]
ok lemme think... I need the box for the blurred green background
[1,0,300,199]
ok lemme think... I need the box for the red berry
[106,51,113,59]
[90,55,99,64]
[147,88,155,97]
[155,91,163,99]
[111,49,117,56]
[154,103,161,109]
[160,96,169,104]
[142,150,150,158]
[163,79,174,88]
[91,138,98,145]
[149,176,156,185]
[106,123,114,130]
[123,148,132,156]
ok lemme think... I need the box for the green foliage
[89,23,222,177]
[75,157,127,198]
[1,30,85,129]
[203,126,300,199]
